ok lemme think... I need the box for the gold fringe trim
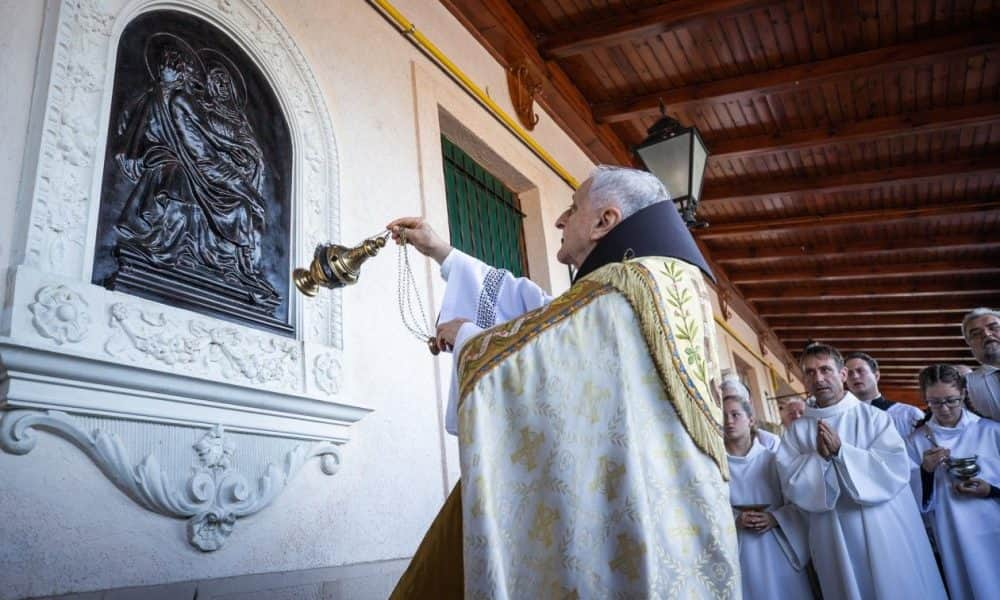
[587,260,730,480]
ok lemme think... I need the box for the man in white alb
[845,351,924,438]
[776,343,947,600]
[963,307,1000,420]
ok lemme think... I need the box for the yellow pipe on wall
[366,0,580,190]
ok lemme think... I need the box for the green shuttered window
[442,136,528,277]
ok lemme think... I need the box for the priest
[775,343,947,600]
[387,166,740,598]
[962,308,1000,420]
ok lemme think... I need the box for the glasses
[967,323,1000,343]
[927,397,964,408]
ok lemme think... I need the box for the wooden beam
[768,313,966,328]
[594,28,998,122]
[742,275,1000,301]
[707,102,1000,161]
[755,294,1000,316]
[730,260,1000,284]
[710,235,1000,262]
[875,357,977,363]
[699,198,1000,237]
[776,326,961,339]
[783,338,970,350]
[538,0,773,59]
[439,0,633,166]
[700,156,1000,205]
[789,346,973,355]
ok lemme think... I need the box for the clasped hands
[736,510,777,534]
[816,419,841,460]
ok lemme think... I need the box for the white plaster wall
[0,0,46,328]
[0,0,591,598]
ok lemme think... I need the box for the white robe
[728,440,812,600]
[776,393,947,600]
[967,365,1000,421]
[885,402,925,439]
[906,412,1000,600]
[756,428,780,451]
[438,249,552,434]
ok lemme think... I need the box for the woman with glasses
[906,364,1000,599]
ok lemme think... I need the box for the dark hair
[914,364,968,429]
[845,351,879,373]
[800,342,845,370]
[918,364,966,393]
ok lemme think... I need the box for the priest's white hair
[587,165,672,220]
[720,373,751,404]
[962,307,1000,341]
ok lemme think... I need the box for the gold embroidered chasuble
[454,257,739,598]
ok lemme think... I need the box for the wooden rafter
[755,294,1000,315]
[768,313,967,328]
[439,0,633,166]
[730,260,1000,284]
[783,338,969,350]
[742,275,1000,300]
[700,198,1000,237]
[700,156,1000,205]
[707,102,1000,162]
[776,326,961,339]
[593,28,998,122]
[538,0,773,59]
[709,235,1000,262]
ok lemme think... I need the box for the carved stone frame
[3,0,366,478]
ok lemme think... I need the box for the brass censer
[293,232,390,296]
[293,229,442,355]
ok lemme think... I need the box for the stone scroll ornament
[0,411,340,551]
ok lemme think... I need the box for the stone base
[106,245,292,337]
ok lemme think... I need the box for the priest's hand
[954,477,991,498]
[816,420,841,459]
[436,318,470,353]
[921,447,950,473]
[386,217,453,264]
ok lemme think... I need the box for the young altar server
[776,343,947,600]
[720,374,780,451]
[724,395,813,599]
[907,364,1000,600]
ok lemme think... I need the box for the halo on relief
[198,47,249,109]
[144,32,206,85]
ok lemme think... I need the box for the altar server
[907,364,1000,600]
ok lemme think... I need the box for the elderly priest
[776,343,947,600]
[387,166,739,598]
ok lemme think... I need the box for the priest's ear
[590,204,623,241]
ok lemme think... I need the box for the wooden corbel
[506,59,542,131]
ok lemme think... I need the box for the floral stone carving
[0,411,341,552]
[28,285,91,344]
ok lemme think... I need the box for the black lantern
[635,109,709,228]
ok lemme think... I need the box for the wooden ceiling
[441,0,1000,402]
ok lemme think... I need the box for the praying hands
[816,419,841,459]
